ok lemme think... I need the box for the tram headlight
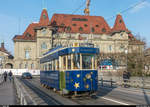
[76,74,80,78]
[85,84,89,89]
[85,74,91,79]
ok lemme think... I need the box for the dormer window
[43,13,47,19]
[120,33,123,36]
[91,27,95,32]
[67,26,71,31]
[26,33,31,37]
[96,25,99,27]
[72,24,77,26]
[79,27,83,31]
[119,19,122,23]
[84,24,88,27]
[102,28,106,33]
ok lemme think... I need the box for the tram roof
[40,46,99,63]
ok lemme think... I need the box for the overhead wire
[106,0,147,21]
[72,0,86,14]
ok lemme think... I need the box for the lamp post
[125,49,128,71]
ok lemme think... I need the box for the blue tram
[40,43,99,95]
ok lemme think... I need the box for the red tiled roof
[50,14,111,34]
[13,10,135,41]
[13,9,49,41]
[39,9,50,25]
[111,14,130,33]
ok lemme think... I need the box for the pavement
[0,78,16,105]
[98,86,150,105]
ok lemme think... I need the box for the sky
[0,0,150,55]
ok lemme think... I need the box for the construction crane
[84,0,90,15]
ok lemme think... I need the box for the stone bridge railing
[0,74,4,85]
[14,77,37,105]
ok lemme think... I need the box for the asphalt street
[18,76,150,105]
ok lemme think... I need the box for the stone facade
[13,27,52,69]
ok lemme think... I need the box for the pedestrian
[8,70,13,82]
[3,71,7,82]
[123,71,128,88]
[127,71,131,80]
[126,71,131,87]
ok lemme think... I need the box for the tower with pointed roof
[0,42,14,69]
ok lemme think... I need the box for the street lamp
[125,49,128,71]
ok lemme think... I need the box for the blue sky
[0,0,150,55]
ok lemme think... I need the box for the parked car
[21,72,32,79]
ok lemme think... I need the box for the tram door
[59,55,66,91]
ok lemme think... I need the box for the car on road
[21,72,32,79]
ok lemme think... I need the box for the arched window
[19,63,22,69]
[119,19,122,23]
[43,13,47,19]
[109,45,112,51]
[79,27,83,31]
[31,63,34,69]
[91,27,95,32]
[25,63,28,69]
[25,50,30,59]
[67,26,71,31]
[102,28,106,33]
[41,42,47,49]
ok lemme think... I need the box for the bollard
[101,78,103,87]
[110,78,113,88]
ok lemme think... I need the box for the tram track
[23,77,122,105]
[19,78,63,105]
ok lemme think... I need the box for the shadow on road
[96,83,117,97]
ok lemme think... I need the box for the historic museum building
[13,9,145,70]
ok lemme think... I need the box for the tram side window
[45,64,47,71]
[82,54,92,69]
[48,62,52,70]
[53,60,56,70]
[68,55,71,69]
[57,60,59,70]
[63,56,66,69]
[73,53,80,69]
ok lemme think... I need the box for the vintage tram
[40,43,99,96]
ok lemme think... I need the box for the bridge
[0,74,150,105]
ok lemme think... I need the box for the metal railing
[99,78,150,89]
[14,77,37,105]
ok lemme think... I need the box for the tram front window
[73,54,80,69]
[82,54,92,69]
